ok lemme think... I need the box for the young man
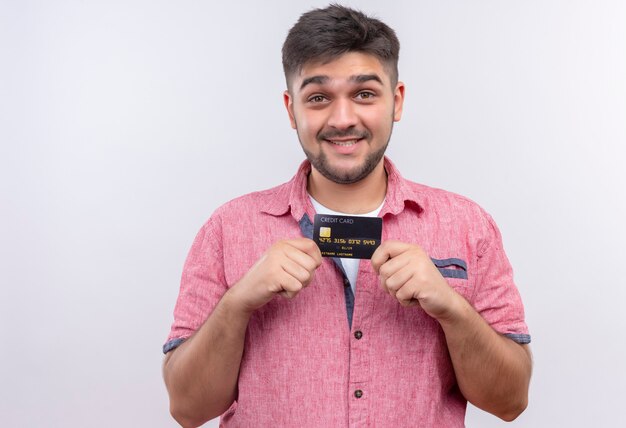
[163,5,531,427]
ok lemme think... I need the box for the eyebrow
[351,74,383,85]
[300,75,328,90]
[299,73,383,90]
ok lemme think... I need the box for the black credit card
[312,214,383,259]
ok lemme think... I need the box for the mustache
[317,128,371,141]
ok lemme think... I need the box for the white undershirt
[309,195,384,295]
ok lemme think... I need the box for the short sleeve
[471,212,530,344]
[163,214,228,353]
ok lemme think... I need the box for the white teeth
[329,139,358,146]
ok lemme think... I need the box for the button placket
[348,269,374,427]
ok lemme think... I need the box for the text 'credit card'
[312,214,382,259]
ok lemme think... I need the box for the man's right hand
[228,238,323,314]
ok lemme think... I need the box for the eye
[356,91,375,100]
[308,95,327,103]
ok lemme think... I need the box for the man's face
[284,52,405,184]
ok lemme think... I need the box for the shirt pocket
[431,257,472,298]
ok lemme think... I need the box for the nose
[326,98,358,130]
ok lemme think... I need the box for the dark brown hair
[282,4,400,89]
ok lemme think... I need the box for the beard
[297,125,393,185]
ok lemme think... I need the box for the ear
[283,90,297,129]
[393,82,405,122]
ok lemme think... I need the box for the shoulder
[213,180,291,217]
[196,162,309,236]
[198,179,292,234]
[386,158,491,224]
[398,178,499,245]
[405,178,490,218]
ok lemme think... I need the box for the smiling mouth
[326,138,361,146]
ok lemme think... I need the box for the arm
[163,288,250,428]
[371,241,531,421]
[438,295,532,421]
[163,238,322,428]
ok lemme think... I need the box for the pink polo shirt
[165,158,530,427]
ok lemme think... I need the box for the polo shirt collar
[260,160,313,221]
[260,157,423,220]
[380,157,423,217]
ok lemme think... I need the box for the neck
[307,160,387,214]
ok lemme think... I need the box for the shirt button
[354,330,363,340]
[354,389,363,399]
[343,277,350,286]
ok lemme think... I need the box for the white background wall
[1,1,625,427]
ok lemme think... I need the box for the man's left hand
[371,240,463,321]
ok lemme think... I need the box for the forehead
[291,52,392,90]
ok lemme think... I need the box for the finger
[371,245,390,274]
[371,240,410,273]
[285,238,323,265]
[281,258,312,286]
[378,253,412,283]
[382,263,414,294]
[279,271,304,299]
[284,246,320,276]
[396,293,420,307]
[394,274,420,305]
[378,253,411,295]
